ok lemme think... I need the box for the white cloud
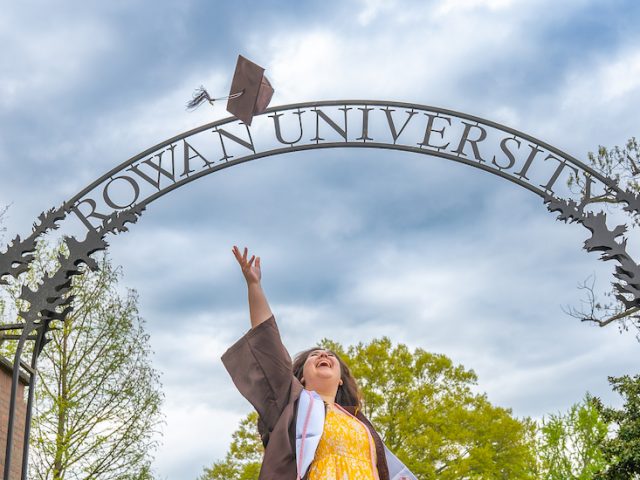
[0,15,113,109]
[435,0,514,15]
[247,0,640,158]
[562,46,640,105]
[355,0,516,26]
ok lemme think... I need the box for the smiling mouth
[316,360,332,368]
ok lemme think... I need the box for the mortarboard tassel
[186,86,244,111]
[186,86,213,110]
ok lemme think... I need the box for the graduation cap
[186,55,274,126]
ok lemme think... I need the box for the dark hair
[292,347,362,411]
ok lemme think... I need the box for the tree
[593,374,640,479]
[0,240,164,480]
[200,336,538,480]
[566,137,640,336]
[322,337,537,479]
[536,393,609,479]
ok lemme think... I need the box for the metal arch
[1,207,145,480]
[64,99,623,208]
[2,99,640,480]
[138,142,549,209]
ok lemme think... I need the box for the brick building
[0,356,28,480]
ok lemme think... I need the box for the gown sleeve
[221,315,294,434]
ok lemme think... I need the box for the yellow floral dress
[307,404,379,480]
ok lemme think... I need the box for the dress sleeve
[221,315,294,432]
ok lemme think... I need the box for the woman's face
[301,349,342,387]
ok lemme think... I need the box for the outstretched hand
[232,245,261,285]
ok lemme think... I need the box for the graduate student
[222,246,416,480]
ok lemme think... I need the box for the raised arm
[224,246,293,435]
[232,245,273,328]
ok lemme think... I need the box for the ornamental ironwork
[1,100,639,480]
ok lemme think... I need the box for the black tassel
[186,86,214,110]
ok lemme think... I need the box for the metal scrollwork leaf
[544,193,640,308]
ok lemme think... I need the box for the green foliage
[536,393,608,479]
[321,337,537,480]
[200,336,538,480]
[593,375,640,479]
[568,137,640,200]
[0,239,164,480]
[197,412,263,480]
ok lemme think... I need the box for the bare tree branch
[565,137,640,338]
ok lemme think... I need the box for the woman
[222,246,416,480]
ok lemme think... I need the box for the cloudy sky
[2,0,640,478]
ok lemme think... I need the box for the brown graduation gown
[221,314,390,480]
